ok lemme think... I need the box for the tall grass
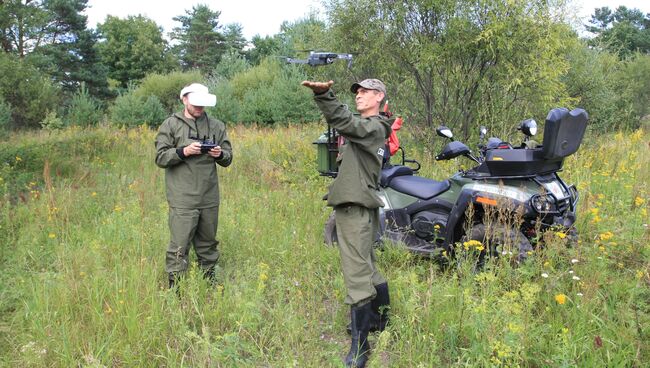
[0,124,647,367]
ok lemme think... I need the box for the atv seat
[388,176,451,200]
[380,165,413,187]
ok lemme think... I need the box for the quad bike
[316,107,588,261]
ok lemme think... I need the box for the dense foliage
[0,1,648,132]
[96,15,177,89]
[170,5,228,75]
[0,52,60,129]
[586,6,650,57]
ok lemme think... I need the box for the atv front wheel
[466,223,533,263]
[323,211,337,246]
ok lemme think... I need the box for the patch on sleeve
[377,147,385,157]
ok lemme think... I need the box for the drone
[284,51,354,67]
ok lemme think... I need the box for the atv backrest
[542,108,588,160]
[380,165,413,187]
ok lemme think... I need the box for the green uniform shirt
[155,112,232,208]
[314,89,392,208]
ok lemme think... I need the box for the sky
[84,0,325,40]
[83,0,650,41]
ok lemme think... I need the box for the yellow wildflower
[634,197,644,207]
[556,232,566,239]
[599,231,614,241]
[463,240,483,251]
[507,322,523,333]
[555,294,567,305]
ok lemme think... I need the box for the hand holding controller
[200,142,219,153]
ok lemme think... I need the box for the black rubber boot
[346,283,390,335]
[168,272,184,297]
[344,303,372,368]
[168,273,177,289]
[203,267,217,284]
[371,282,390,332]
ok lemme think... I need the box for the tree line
[0,0,648,139]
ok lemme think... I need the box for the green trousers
[166,206,220,274]
[335,204,386,306]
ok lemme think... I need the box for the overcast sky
[84,0,324,40]
[83,0,650,41]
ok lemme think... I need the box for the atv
[316,107,588,262]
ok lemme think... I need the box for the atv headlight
[530,193,556,214]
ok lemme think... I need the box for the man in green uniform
[155,83,233,288]
[302,79,392,368]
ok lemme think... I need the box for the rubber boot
[344,303,371,368]
[347,283,390,335]
[371,282,390,332]
[168,272,182,297]
[203,266,217,285]
[168,273,177,289]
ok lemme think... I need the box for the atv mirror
[518,119,537,137]
[436,126,453,140]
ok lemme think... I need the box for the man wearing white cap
[155,83,232,288]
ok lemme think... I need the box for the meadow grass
[0,124,647,367]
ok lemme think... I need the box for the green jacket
[314,89,392,208]
[155,112,232,208]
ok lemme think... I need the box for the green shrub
[0,98,11,132]
[213,52,250,79]
[618,53,650,123]
[0,53,60,129]
[133,71,203,113]
[109,92,167,128]
[230,58,279,100]
[563,45,650,131]
[65,85,104,127]
[268,68,321,123]
[240,87,276,123]
[39,111,65,131]
[205,77,240,123]
[227,58,321,124]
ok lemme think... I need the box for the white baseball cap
[180,83,216,107]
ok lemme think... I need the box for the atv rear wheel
[323,211,337,246]
[466,223,533,264]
